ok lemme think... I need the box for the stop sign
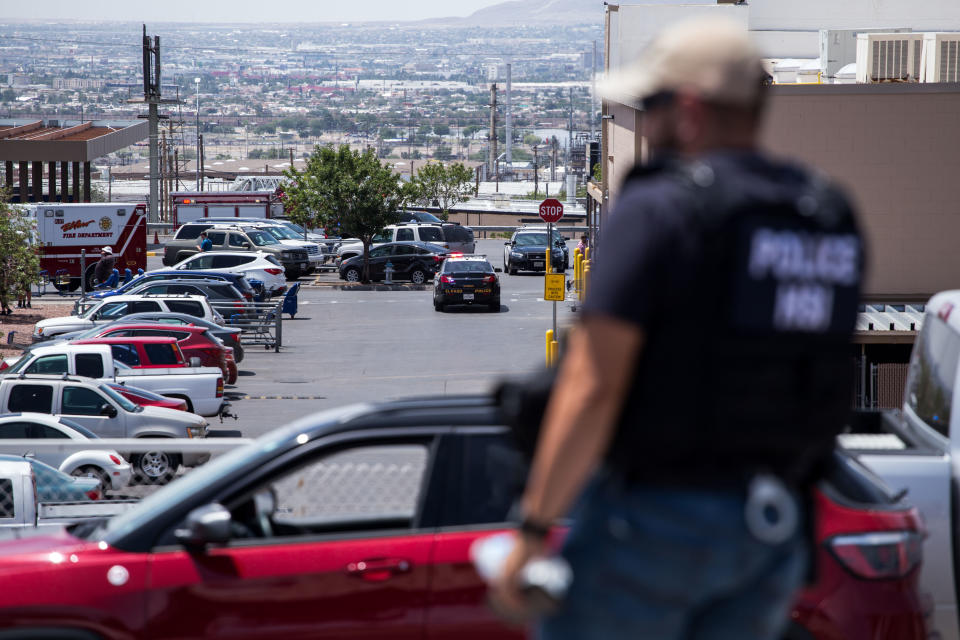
[539,198,564,224]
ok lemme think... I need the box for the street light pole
[194,77,201,191]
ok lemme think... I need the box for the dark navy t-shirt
[583,151,863,482]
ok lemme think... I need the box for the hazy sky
[1,0,503,23]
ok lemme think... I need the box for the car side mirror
[99,403,118,418]
[494,267,503,273]
[242,243,251,249]
[562,236,571,241]
[504,241,511,246]
[188,356,202,368]
[174,503,232,550]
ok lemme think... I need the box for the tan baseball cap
[600,15,766,108]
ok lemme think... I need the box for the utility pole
[591,40,598,140]
[489,83,497,183]
[568,86,574,172]
[505,62,512,167]
[199,134,205,191]
[141,26,161,223]
[533,145,539,198]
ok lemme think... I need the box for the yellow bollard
[573,248,582,296]
[575,252,584,298]
[583,261,591,300]
[584,247,590,262]
[550,340,559,366]
[545,247,551,275]
[546,329,555,367]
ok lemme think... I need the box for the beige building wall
[602,84,960,298]
[761,84,960,297]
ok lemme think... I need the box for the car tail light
[86,489,102,501]
[441,275,455,284]
[0,362,7,371]
[828,531,923,579]
[216,377,224,398]
[265,268,283,275]
[482,274,496,283]
[242,291,253,301]
[109,454,122,465]
[449,252,463,258]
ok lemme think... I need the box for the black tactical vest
[608,157,864,486]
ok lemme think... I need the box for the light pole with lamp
[194,77,201,191]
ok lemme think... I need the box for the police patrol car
[433,255,501,312]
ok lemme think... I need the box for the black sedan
[433,255,501,312]
[339,241,448,284]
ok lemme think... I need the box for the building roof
[0,119,148,162]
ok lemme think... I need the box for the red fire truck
[24,203,147,292]
[170,191,282,226]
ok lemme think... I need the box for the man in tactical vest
[493,16,864,640]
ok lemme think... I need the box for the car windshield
[514,233,549,246]
[57,418,99,439]
[3,353,31,374]
[284,222,306,234]
[73,325,110,339]
[75,300,100,317]
[98,383,139,413]
[446,261,493,274]
[266,226,300,240]
[246,231,278,246]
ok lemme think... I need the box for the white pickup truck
[0,375,210,482]
[0,458,136,533]
[843,290,960,640]
[2,343,228,418]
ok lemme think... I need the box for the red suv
[0,397,925,639]
[73,325,236,384]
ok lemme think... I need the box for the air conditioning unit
[856,33,924,83]
[920,33,960,83]
[820,29,912,79]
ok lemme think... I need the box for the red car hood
[0,529,90,568]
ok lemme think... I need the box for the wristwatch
[519,515,552,540]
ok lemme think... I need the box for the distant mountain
[429,0,603,26]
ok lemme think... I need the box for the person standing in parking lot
[197,231,213,252]
[93,246,116,286]
[493,16,864,640]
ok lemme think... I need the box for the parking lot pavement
[146,239,577,439]
[197,243,577,438]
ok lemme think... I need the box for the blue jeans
[540,472,807,640]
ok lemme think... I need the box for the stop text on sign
[539,198,564,223]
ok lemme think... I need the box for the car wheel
[71,465,110,493]
[410,269,426,285]
[434,296,445,312]
[133,451,180,485]
[83,265,97,292]
[344,267,361,282]
[231,343,244,363]
[489,298,501,312]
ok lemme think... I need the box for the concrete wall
[602,83,960,297]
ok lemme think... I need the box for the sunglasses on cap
[639,90,676,111]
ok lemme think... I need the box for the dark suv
[163,223,309,279]
[434,255,500,312]
[503,226,568,274]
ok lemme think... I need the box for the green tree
[283,145,407,282]
[408,162,475,220]
[433,123,450,136]
[0,194,40,312]
[523,133,541,146]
